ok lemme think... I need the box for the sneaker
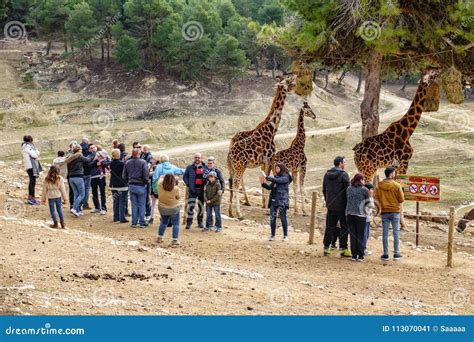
[185,224,191,230]
[324,248,331,256]
[157,237,163,243]
[79,211,84,216]
[202,228,209,232]
[357,256,365,262]
[171,240,180,247]
[27,199,36,205]
[100,210,107,215]
[340,249,352,258]
[330,245,337,251]
[364,250,373,256]
[268,236,275,241]
[282,236,288,242]
[32,199,41,205]
[393,254,403,260]
[139,223,149,229]
[83,204,91,210]
[198,224,205,229]
[91,208,100,213]
[380,254,389,261]
[215,228,222,233]
[120,219,129,224]
[145,216,151,221]
[351,257,358,262]
[70,208,80,217]
[148,218,154,224]
[131,224,138,228]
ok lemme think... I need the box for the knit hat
[208,171,217,178]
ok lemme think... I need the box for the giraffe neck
[255,87,288,135]
[290,109,305,149]
[394,81,428,136]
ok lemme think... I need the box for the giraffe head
[275,72,297,93]
[301,101,318,120]
[420,67,441,85]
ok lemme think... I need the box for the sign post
[398,175,440,246]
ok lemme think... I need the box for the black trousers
[26,168,36,197]
[91,177,107,211]
[347,214,366,259]
[323,210,349,249]
[186,190,204,226]
[145,182,151,217]
[67,177,74,209]
[331,226,339,247]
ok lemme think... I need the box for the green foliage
[65,2,98,50]
[208,33,249,83]
[114,34,142,70]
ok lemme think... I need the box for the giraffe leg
[233,174,243,219]
[228,171,234,218]
[291,170,299,214]
[299,166,307,215]
[240,174,251,206]
[261,163,272,209]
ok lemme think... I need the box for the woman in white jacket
[22,135,41,205]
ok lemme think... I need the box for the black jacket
[262,173,292,208]
[109,159,127,188]
[322,167,350,212]
[66,153,88,178]
[123,157,149,186]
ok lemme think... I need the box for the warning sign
[398,175,440,202]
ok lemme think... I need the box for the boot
[60,221,66,229]
[49,221,58,228]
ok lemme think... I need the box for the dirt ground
[0,41,473,315]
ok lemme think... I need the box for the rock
[127,241,140,247]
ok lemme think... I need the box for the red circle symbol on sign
[409,184,418,194]
[419,184,428,194]
[429,185,439,195]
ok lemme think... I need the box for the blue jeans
[48,198,64,222]
[158,211,180,240]
[82,175,91,208]
[69,177,85,212]
[112,190,128,222]
[270,205,288,237]
[382,213,400,255]
[363,221,371,250]
[206,204,222,229]
[129,184,146,225]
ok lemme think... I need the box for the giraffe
[271,101,317,215]
[353,68,441,182]
[227,74,297,218]
[228,73,298,208]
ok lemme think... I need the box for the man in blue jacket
[183,153,208,229]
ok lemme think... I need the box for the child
[96,150,110,179]
[53,151,68,181]
[363,183,375,255]
[41,165,67,229]
[203,171,222,232]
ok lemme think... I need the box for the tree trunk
[271,54,277,79]
[360,50,383,139]
[100,38,105,62]
[64,40,68,53]
[254,58,260,77]
[106,37,110,65]
[313,69,317,82]
[46,41,52,55]
[337,70,347,85]
[400,75,408,91]
[227,81,232,93]
[356,66,363,93]
[324,71,328,89]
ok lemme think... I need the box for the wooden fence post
[308,191,317,245]
[447,206,455,267]
[182,187,189,225]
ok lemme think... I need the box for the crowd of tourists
[22,135,404,259]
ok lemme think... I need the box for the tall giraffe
[272,102,317,215]
[227,74,297,218]
[353,68,441,181]
[229,74,297,206]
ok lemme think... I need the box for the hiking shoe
[393,254,403,260]
[70,208,80,217]
[381,254,389,261]
[157,237,163,243]
[49,221,59,229]
[324,248,331,256]
[268,236,275,241]
[282,236,288,242]
[340,249,352,258]
[171,240,180,247]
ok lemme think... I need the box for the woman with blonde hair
[109,148,128,223]
[42,165,67,228]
